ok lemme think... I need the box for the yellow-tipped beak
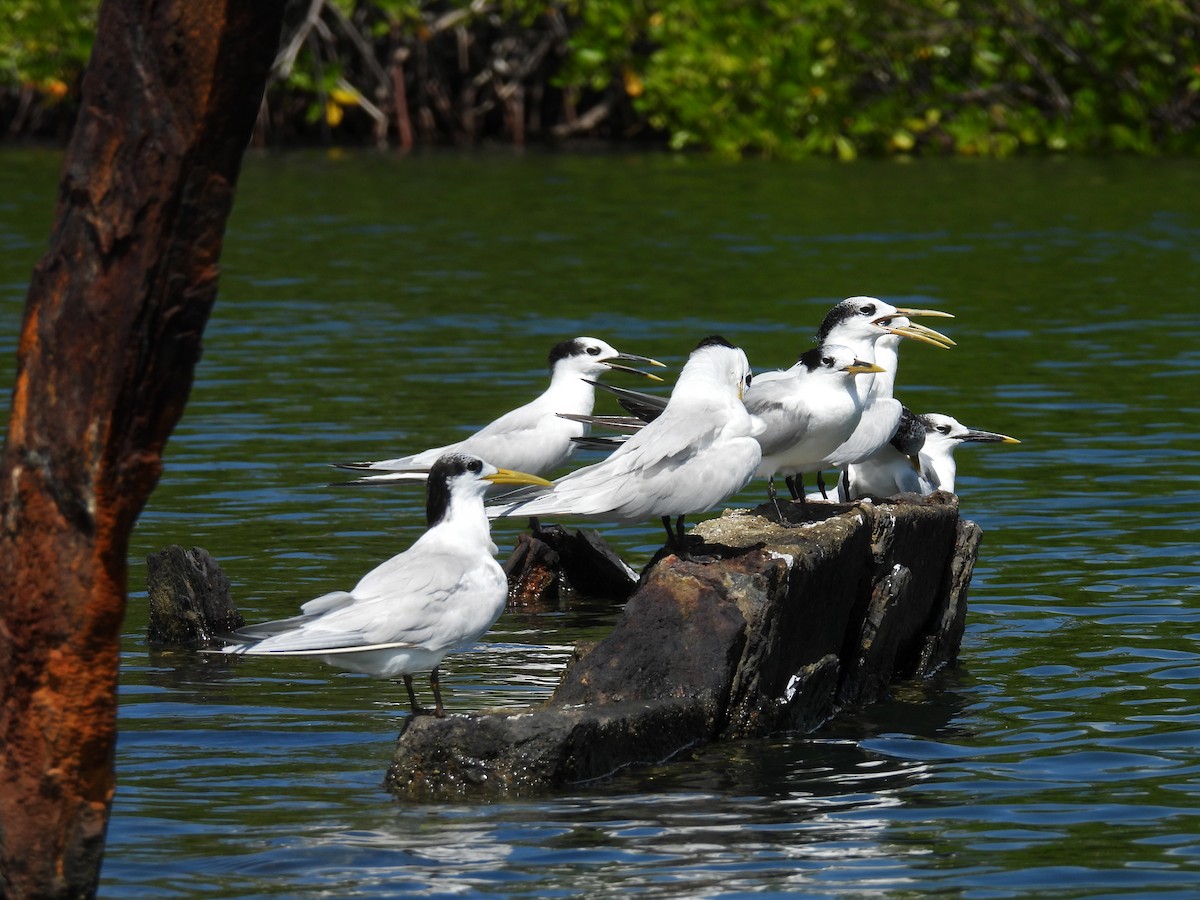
[606,363,664,381]
[963,429,1021,445]
[881,320,956,348]
[846,360,887,375]
[893,307,954,319]
[485,468,554,487]
[605,354,667,381]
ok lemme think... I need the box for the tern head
[817,297,955,349]
[550,337,665,382]
[678,335,754,401]
[919,413,1021,452]
[796,343,887,379]
[426,454,551,526]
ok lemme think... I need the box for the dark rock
[552,558,748,709]
[384,698,712,800]
[837,491,962,705]
[692,502,872,737]
[502,526,638,608]
[142,496,978,800]
[502,532,563,607]
[556,528,639,599]
[916,512,983,677]
[146,546,243,649]
[388,494,978,800]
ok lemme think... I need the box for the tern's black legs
[403,671,446,718]
[429,667,445,718]
[661,514,717,562]
[661,514,693,559]
[784,474,805,502]
[402,674,425,716]
[785,472,833,503]
[767,477,786,522]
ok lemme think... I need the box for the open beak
[874,308,955,348]
[894,321,956,348]
[846,360,887,375]
[876,319,956,348]
[962,429,1020,445]
[893,307,955,320]
[604,353,667,381]
[485,468,554,487]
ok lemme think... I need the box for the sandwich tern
[840,410,1020,499]
[561,296,953,507]
[815,297,954,499]
[220,454,552,717]
[748,344,884,516]
[336,337,663,485]
[916,413,1021,494]
[487,336,762,557]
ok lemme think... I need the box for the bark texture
[0,1,285,896]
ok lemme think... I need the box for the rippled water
[2,149,1199,897]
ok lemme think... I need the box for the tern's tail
[333,469,432,486]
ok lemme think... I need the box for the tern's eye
[861,304,876,316]
[744,372,753,387]
[821,356,834,367]
[937,425,951,434]
[586,345,601,356]
[467,458,483,473]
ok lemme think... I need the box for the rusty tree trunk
[0,1,285,896]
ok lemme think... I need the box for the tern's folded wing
[827,399,903,469]
[231,546,500,653]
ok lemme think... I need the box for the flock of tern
[220,298,1019,715]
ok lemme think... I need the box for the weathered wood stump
[503,525,639,607]
[386,492,981,800]
[143,493,979,801]
[146,546,244,649]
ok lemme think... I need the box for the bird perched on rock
[840,410,1020,499]
[563,297,953,505]
[219,454,551,717]
[811,297,954,499]
[840,405,928,499]
[335,337,663,485]
[916,413,1020,494]
[749,344,883,516]
[487,336,762,558]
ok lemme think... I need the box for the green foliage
[564,0,1200,158]
[2,0,1197,156]
[0,0,96,89]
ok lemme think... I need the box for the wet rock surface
[146,546,244,649]
[143,495,979,800]
[386,493,979,800]
[503,525,638,607]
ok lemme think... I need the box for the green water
[1,148,1198,897]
